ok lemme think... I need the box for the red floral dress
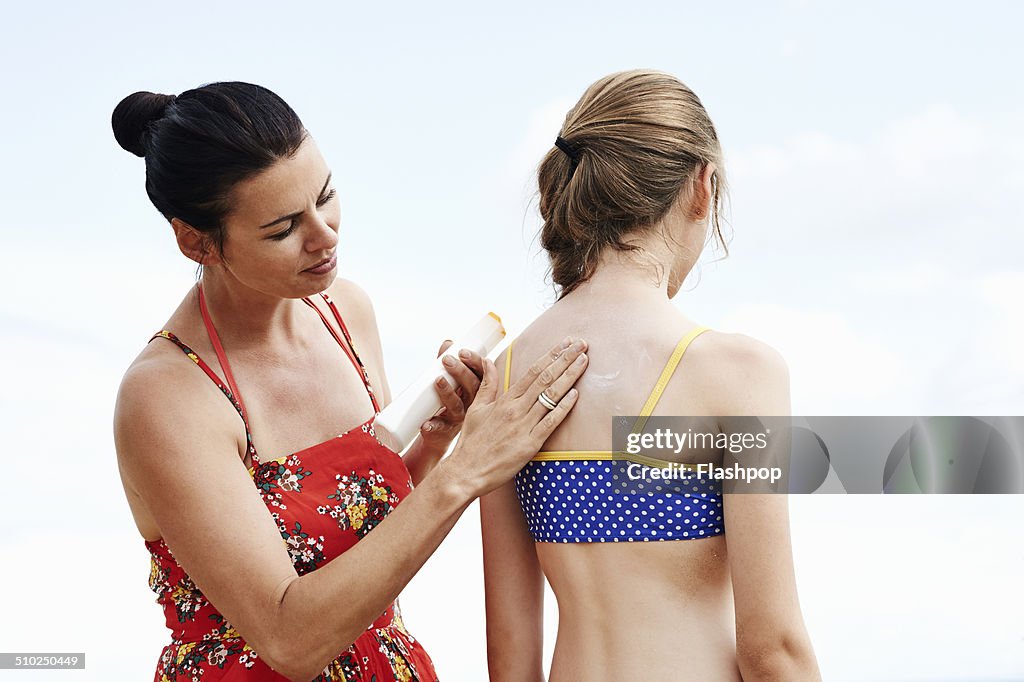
[144,286,438,681]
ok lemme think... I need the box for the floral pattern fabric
[143,292,438,681]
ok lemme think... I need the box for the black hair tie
[555,136,581,180]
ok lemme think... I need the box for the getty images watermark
[623,426,783,485]
[609,416,1024,494]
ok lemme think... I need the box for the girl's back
[501,292,744,680]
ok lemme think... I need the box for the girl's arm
[712,335,820,680]
[481,478,546,681]
[480,347,547,681]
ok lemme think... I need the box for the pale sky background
[1,1,1023,680]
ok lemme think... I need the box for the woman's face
[216,136,341,299]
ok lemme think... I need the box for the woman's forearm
[402,435,449,486]
[269,463,472,680]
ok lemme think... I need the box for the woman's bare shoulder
[118,343,201,408]
[118,320,218,409]
[326,277,375,323]
[324,277,382,347]
[114,336,246,485]
[325,276,384,334]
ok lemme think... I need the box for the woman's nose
[306,211,338,252]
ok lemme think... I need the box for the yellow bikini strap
[631,326,711,434]
[503,340,514,393]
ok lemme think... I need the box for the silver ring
[537,390,558,410]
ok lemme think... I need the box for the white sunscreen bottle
[374,312,506,452]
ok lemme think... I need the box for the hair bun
[111,91,176,157]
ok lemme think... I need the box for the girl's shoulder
[686,330,790,416]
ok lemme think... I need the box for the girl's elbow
[486,629,543,682]
[737,630,820,681]
[487,655,544,682]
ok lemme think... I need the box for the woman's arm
[116,337,585,681]
[480,349,546,681]
[714,335,821,681]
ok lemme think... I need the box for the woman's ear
[171,218,222,266]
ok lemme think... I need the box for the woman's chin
[294,270,338,298]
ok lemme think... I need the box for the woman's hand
[439,337,589,498]
[417,340,486,453]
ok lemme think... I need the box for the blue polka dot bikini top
[509,326,724,543]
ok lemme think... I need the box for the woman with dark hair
[481,70,820,680]
[112,82,589,681]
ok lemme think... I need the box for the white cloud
[878,106,984,177]
[977,271,1024,375]
[850,262,945,295]
[728,104,1024,255]
[718,303,917,415]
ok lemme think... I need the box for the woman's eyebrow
[259,172,333,229]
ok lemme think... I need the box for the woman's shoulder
[114,341,249,498]
[115,295,244,447]
[120,305,213,399]
[324,276,384,352]
[326,277,375,322]
[115,339,236,441]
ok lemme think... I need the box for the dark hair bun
[111,91,176,157]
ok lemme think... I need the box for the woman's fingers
[527,349,588,421]
[431,373,466,422]
[457,348,485,380]
[476,358,498,405]
[509,337,576,399]
[530,388,580,441]
[520,339,588,403]
[441,350,483,403]
[444,346,583,498]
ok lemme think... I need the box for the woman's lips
[304,253,337,274]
